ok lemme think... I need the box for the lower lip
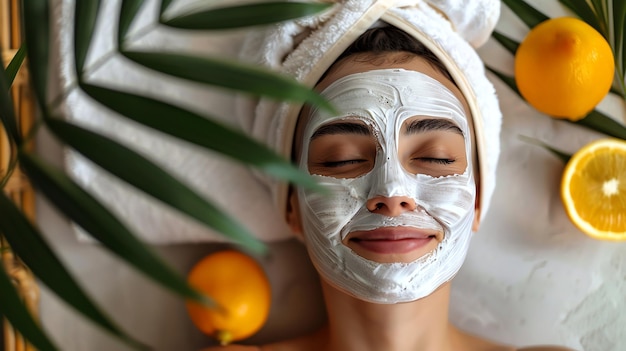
[350,237,435,254]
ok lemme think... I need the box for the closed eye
[320,159,368,167]
[415,157,455,165]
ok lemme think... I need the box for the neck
[319,280,455,351]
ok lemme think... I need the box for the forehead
[316,54,469,112]
[294,55,474,155]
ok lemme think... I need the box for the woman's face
[287,54,480,303]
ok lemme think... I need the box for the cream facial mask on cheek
[297,69,476,304]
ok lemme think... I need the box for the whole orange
[514,17,614,120]
[186,250,271,345]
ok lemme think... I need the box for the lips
[346,227,442,255]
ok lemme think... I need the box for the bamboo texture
[1,0,40,350]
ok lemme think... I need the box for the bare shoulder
[201,345,260,351]
[450,327,576,351]
[518,346,577,351]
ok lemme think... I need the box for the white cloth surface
[44,0,626,350]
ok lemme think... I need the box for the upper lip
[346,227,443,242]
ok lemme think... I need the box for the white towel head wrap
[238,0,502,225]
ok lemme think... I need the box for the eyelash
[416,157,455,165]
[321,159,366,167]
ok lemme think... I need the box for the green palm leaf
[0,266,59,351]
[574,109,626,139]
[80,83,322,192]
[5,45,26,85]
[491,30,519,54]
[518,135,571,163]
[0,60,20,144]
[160,0,173,16]
[590,0,609,34]
[613,1,626,75]
[44,116,265,254]
[74,0,101,74]
[500,0,548,28]
[0,193,147,350]
[558,0,603,34]
[164,2,332,29]
[118,0,146,45]
[22,0,49,110]
[121,51,334,112]
[18,151,214,307]
[0,56,20,188]
[486,66,519,95]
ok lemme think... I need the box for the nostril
[367,196,416,214]
[401,199,417,210]
[366,199,384,212]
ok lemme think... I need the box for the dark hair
[324,26,455,83]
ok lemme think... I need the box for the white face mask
[297,69,476,304]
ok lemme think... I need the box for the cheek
[297,176,369,235]
[413,175,476,226]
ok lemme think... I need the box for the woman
[208,1,575,350]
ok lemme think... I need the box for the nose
[366,195,417,216]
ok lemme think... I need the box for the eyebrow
[405,118,463,136]
[311,122,371,140]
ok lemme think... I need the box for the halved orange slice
[561,138,626,240]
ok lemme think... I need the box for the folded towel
[237,0,502,224]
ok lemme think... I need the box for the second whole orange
[514,17,615,120]
[186,250,271,346]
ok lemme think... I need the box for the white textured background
[37,0,626,350]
